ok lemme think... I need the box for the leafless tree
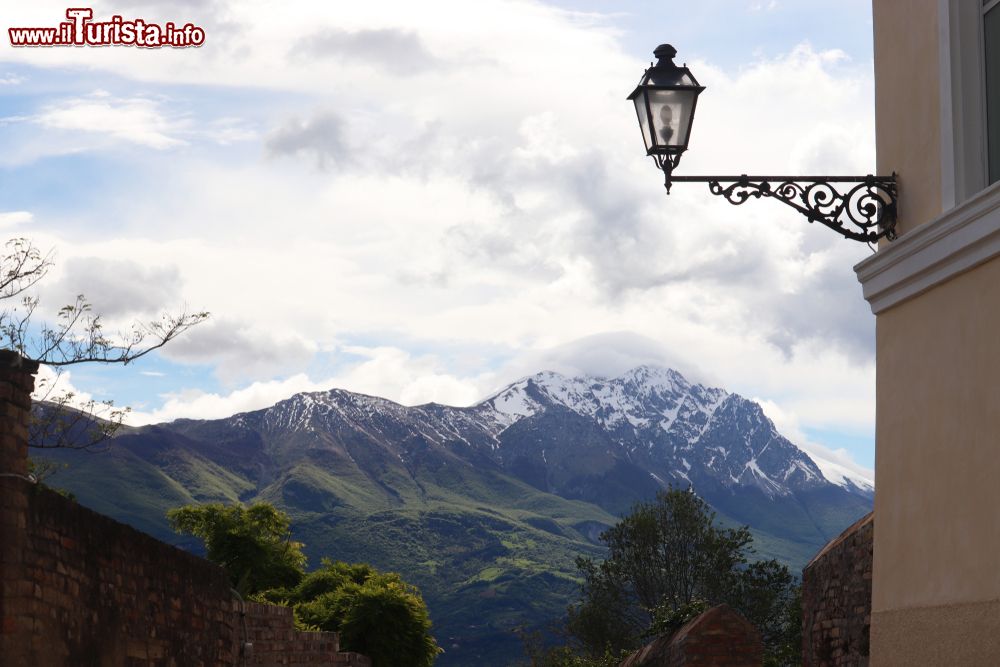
[0,237,208,451]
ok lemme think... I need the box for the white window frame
[855,1,1000,314]
[938,0,989,211]
[982,0,1000,184]
[939,0,990,209]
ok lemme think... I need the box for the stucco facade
[857,0,1000,663]
[873,0,943,234]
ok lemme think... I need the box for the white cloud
[30,367,123,428]
[3,2,880,470]
[490,331,717,392]
[31,365,91,405]
[0,211,33,227]
[48,256,184,317]
[35,91,184,149]
[205,117,257,145]
[128,374,325,425]
[127,345,485,424]
[159,317,319,386]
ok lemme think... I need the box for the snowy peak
[226,364,870,500]
[484,366,729,446]
[485,378,545,423]
[486,365,726,434]
[480,366,867,498]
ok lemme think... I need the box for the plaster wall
[869,1,1000,663]
[873,256,1000,604]
[873,0,943,234]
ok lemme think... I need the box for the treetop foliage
[167,502,307,594]
[260,559,442,667]
[170,502,442,667]
[561,488,800,667]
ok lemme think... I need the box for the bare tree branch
[0,237,209,450]
[0,238,52,299]
[29,371,131,450]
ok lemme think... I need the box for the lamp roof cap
[654,44,677,60]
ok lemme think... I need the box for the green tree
[259,559,442,667]
[167,502,307,594]
[566,488,800,666]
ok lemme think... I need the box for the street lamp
[627,44,705,186]
[629,44,898,243]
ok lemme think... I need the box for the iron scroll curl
[671,174,898,243]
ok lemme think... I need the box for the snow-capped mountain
[223,364,868,497]
[197,364,871,516]
[482,366,872,497]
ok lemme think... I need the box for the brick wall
[619,604,764,667]
[0,350,370,667]
[0,350,43,660]
[801,511,873,667]
[243,602,369,666]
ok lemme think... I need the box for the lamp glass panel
[633,94,653,151]
[676,71,697,86]
[647,89,696,150]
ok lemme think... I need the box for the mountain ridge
[212,364,871,497]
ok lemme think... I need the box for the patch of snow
[808,455,874,493]
[625,414,649,427]
[491,385,536,418]
[659,400,682,431]
[650,471,671,487]
[687,394,728,444]
[745,458,770,482]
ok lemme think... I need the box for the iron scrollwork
[666,173,898,243]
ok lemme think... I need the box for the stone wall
[801,511,874,666]
[619,604,763,667]
[0,350,370,666]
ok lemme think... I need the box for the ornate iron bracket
[652,156,898,243]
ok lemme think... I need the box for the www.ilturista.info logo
[9,8,205,48]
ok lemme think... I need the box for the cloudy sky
[0,0,878,480]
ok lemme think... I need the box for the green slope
[34,441,614,666]
[33,419,867,666]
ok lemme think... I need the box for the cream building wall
[873,0,943,235]
[858,0,1000,663]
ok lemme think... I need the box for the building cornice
[855,181,1000,314]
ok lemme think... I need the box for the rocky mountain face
[186,364,871,524]
[484,366,871,503]
[38,365,872,667]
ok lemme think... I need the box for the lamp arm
[663,173,898,243]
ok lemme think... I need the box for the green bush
[275,559,442,667]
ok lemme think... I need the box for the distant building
[854,1,1000,663]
